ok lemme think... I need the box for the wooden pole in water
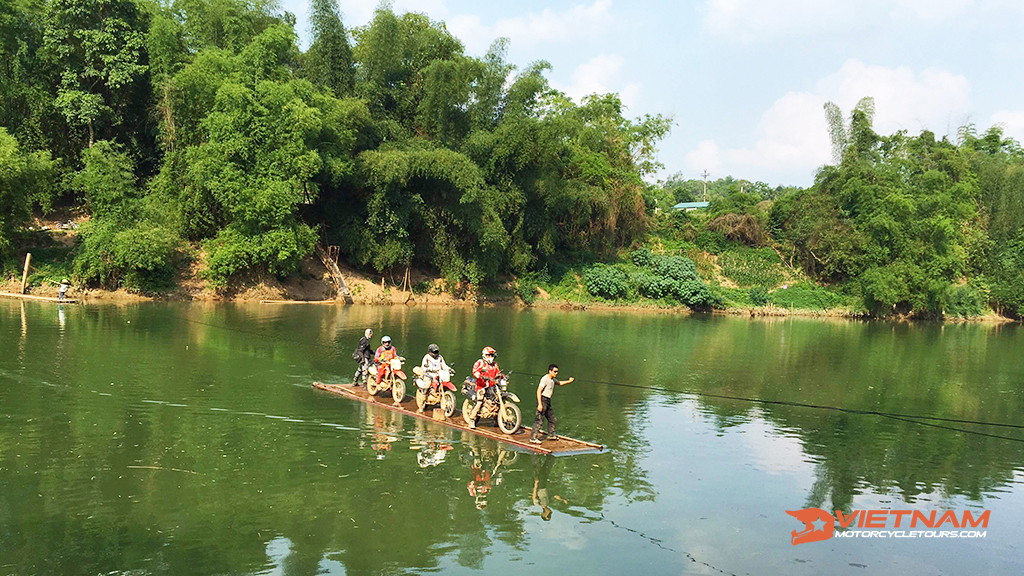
[20,253,31,294]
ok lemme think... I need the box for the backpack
[352,347,362,361]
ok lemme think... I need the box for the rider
[468,346,501,429]
[421,343,452,385]
[418,343,453,413]
[374,336,399,385]
[353,328,374,386]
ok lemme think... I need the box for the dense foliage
[6,2,1024,318]
[0,0,668,293]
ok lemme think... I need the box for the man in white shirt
[529,364,574,444]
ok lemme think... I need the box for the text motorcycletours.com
[786,508,990,545]
[832,529,986,539]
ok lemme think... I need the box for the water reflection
[2,302,1024,575]
[461,443,518,510]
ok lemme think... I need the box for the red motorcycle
[367,357,407,404]
[414,367,457,418]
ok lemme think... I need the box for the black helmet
[428,343,440,355]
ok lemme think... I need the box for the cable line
[510,370,1024,433]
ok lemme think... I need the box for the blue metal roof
[672,201,710,210]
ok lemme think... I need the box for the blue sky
[280,0,1024,188]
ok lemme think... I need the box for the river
[1,301,1022,575]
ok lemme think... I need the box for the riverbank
[3,267,1014,324]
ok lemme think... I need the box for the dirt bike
[414,366,458,418]
[367,357,407,404]
[461,372,522,434]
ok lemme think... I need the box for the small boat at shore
[312,381,604,456]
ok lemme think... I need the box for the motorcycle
[367,356,407,404]
[413,366,458,418]
[461,372,522,434]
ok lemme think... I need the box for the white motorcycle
[413,366,458,418]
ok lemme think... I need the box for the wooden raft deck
[312,382,604,456]
[0,292,78,303]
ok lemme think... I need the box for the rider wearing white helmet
[468,346,501,428]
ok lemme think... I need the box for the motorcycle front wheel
[462,399,474,425]
[498,403,522,434]
[441,391,457,418]
[392,379,406,404]
[366,377,378,396]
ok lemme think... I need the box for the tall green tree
[303,0,354,96]
[43,0,153,152]
[0,128,54,258]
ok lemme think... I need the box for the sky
[279,0,1024,188]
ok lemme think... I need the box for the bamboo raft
[312,382,605,456]
[0,292,77,303]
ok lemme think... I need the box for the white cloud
[554,54,642,110]
[685,140,723,175]
[699,0,1021,41]
[990,110,1024,143]
[685,60,972,182]
[335,0,451,27]
[819,60,972,136]
[446,0,614,55]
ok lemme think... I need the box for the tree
[71,141,181,291]
[0,128,54,257]
[43,0,152,150]
[303,0,354,96]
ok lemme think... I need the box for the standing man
[353,328,374,386]
[58,278,71,302]
[530,364,574,444]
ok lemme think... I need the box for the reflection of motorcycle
[417,441,452,468]
[463,446,518,509]
[461,373,522,434]
[414,367,457,418]
[367,357,407,404]
[369,414,400,460]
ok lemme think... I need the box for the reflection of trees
[675,317,1024,510]
[28,303,1024,572]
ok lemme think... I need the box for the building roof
[672,201,710,210]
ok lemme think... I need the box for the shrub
[634,271,674,299]
[649,254,697,281]
[943,283,986,318]
[583,264,629,299]
[768,284,846,310]
[749,287,769,306]
[513,272,542,304]
[695,229,728,254]
[707,213,768,246]
[630,247,653,267]
[717,247,786,289]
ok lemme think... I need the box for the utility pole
[701,170,709,202]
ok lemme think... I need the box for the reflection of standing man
[532,455,556,520]
[530,364,574,444]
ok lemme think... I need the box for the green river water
[1,301,1023,575]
